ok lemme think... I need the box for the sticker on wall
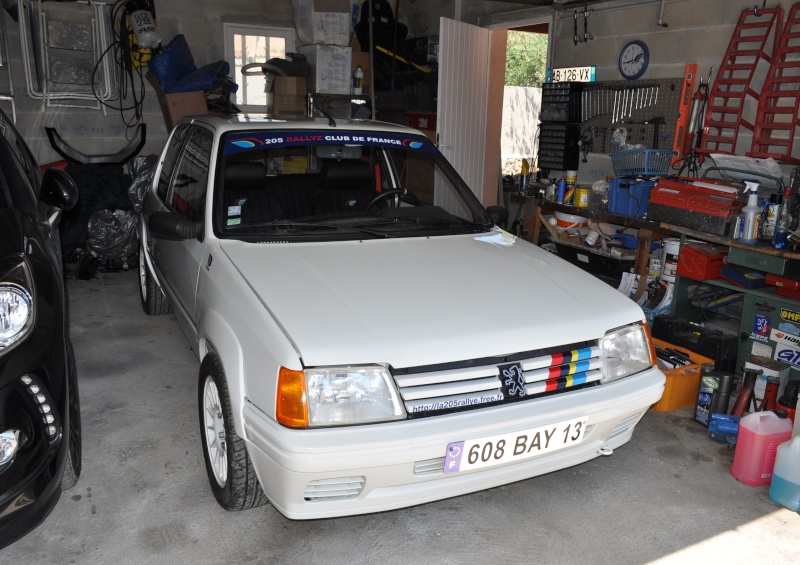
[780,308,800,323]
[778,322,800,336]
[750,314,771,343]
[774,344,800,370]
[751,342,773,358]
[769,328,800,350]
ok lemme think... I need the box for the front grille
[395,341,603,417]
[304,476,365,502]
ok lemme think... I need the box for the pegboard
[575,77,684,156]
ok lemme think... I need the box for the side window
[168,127,213,222]
[156,124,190,201]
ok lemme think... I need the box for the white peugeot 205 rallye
[137,114,665,519]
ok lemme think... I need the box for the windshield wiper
[227,219,389,238]
[352,216,451,228]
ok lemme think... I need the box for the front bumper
[243,367,665,519]
[0,327,68,549]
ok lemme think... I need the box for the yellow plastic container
[651,337,714,412]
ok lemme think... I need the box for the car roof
[183,114,427,137]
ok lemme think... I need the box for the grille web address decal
[399,346,603,416]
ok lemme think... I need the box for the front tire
[139,244,172,315]
[61,339,81,490]
[198,355,267,511]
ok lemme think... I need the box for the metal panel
[437,18,490,203]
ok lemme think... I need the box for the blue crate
[608,177,655,218]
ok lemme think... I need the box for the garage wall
[1,0,294,164]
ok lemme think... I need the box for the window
[168,127,213,222]
[223,24,295,110]
[156,124,189,201]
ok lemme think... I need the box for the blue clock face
[619,40,649,80]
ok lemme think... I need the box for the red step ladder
[699,6,784,156]
[748,4,800,164]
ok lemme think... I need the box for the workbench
[516,195,679,301]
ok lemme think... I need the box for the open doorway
[501,25,548,182]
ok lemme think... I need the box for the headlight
[277,365,406,428]
[600,323,655,383]
[0,284,33,350]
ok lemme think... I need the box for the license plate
[443,417,588,474]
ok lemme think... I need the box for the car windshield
[215,129,493,241]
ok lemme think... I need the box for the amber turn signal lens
[643,323,657,367]
[276,367,308,428]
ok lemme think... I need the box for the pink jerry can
[731,411,792,486]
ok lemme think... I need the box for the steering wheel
[365,188,422,211]
[241,62,269,76]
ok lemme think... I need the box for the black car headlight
[0,260,35,354]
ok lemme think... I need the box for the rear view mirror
[40,168,78,211]
[486,205,509,228]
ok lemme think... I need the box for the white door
[437,18,492,205]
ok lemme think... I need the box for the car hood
[219,230,645,368]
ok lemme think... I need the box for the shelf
[678,274,783,300]
[659,222,800,261]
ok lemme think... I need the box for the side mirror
[148,211,203,241]
[486,205,509,228]
[40,168,78,211]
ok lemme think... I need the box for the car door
[151,125,214,346]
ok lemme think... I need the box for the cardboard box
[298,45,352,95]
[146,74,207,129]
[273,76,307,118]
[351,51,371,95]
[292,0,352,47]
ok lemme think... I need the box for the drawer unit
[728,247,800,276]
[540,82,583,123]
[537,122,580,172]
[736,294,800,382]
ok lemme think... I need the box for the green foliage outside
[505,31,548,88]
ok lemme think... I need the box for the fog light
[20,376,32,385]
[29,384,39,394]
[40,404,51,414]
[35,393,46,404]
[46,426,57,438]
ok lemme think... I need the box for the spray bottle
[739,180,761,245]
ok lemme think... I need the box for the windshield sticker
[224,131,437,156]
[227,218,241,227]
[228,205,242,217]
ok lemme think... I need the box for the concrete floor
[2,269,798,565]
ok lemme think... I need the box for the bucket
[770,436,800,511]
[660,238,681,282]
[731,411,793,486]
[549,211,588,234]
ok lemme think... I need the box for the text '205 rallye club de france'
[137,114,665,518]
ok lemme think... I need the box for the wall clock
[618,40,649,80]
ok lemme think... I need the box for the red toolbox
[647,176,742,235]
[677,242,729,280]
[765,273,800,299]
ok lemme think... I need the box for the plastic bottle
[129,7,161,49]
[353,65,364,95]
[770,436,800,512]
[731,410,793,486]
[556,177,566,204]
[773,188,792,249]
[739,180,761,245]
[520,158,529,194]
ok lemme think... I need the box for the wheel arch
[197,310,248,438]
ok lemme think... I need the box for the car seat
[312,161,376,216]
[224,161,283,225]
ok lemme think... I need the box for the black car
[0,108,81,549]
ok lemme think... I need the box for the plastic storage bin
[731,411,793,486]
[651,338,714,412]
[608,177,655,218]
[610,149,675,176]
[770,436,800,512]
